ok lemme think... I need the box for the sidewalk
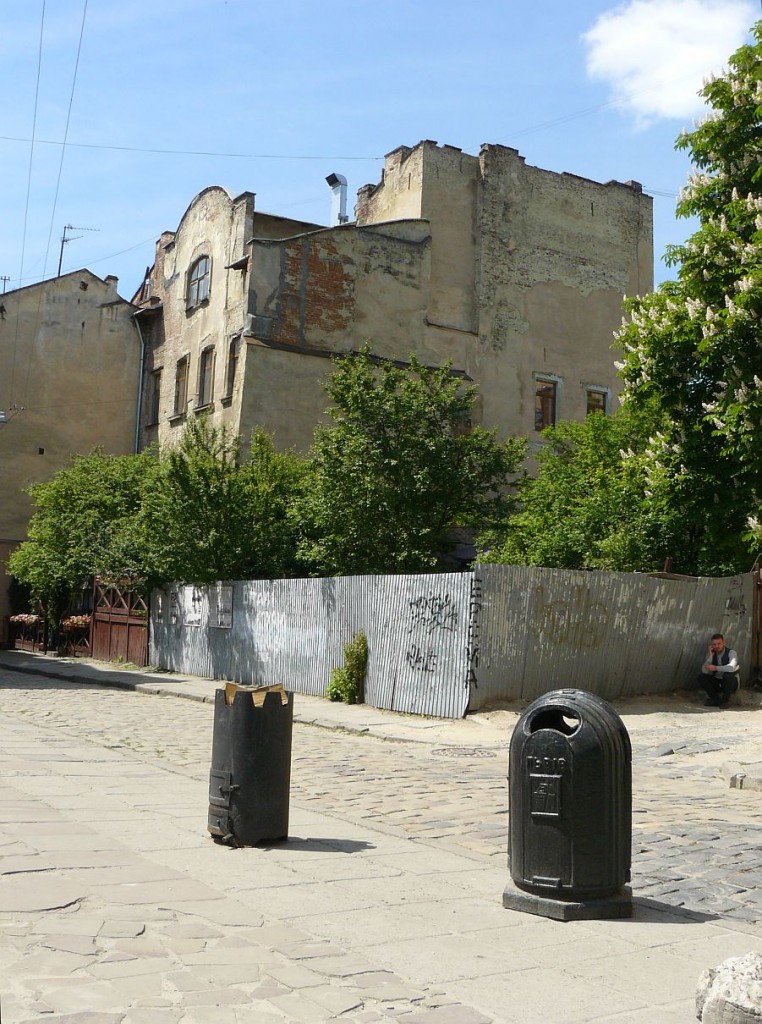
[1,647,762,1022]
[0,648,504,747]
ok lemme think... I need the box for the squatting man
[699,633,740,708]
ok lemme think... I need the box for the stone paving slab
[1,654,762,1022]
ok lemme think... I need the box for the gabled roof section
[1,269,132,305]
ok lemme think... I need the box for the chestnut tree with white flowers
[616,22,762,575]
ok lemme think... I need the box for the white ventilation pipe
[325,173,348,225]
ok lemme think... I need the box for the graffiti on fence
[466,575,483,689]
[408,592,458,635]
[405,643,438,673]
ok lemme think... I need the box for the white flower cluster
[735,277,755,293]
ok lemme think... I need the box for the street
[1,662,762,1022]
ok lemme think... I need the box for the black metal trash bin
[505,688,631,918]
[208,686,293,846]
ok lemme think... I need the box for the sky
[1,0,757,301]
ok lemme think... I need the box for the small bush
[326,630,368,704]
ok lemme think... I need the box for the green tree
[616,22,762,574]
[480,410,701,573]
[141,418,306,585]
[298,349,526,576]
[7,448,156,619]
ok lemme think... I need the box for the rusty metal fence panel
[471,564,753,709]
[150,573,472,718]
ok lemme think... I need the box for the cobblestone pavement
[2,670,761,926]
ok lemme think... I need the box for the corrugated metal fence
[150,566,754,718]
[470,565,753,709]
[151,573,474,718]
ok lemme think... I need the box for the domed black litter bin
[208,684,293,847]
[503,688,632,920]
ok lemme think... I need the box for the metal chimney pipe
[325,173,348,225]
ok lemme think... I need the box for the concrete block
[697,951,762,1023]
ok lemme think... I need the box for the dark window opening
[586,389,607,416]
[148,369,162,424]
[535,380,557,432]
[174,356,189,416]
[225,336,239,397]
[198,346,215,407]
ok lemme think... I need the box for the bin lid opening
[528,708,581,736]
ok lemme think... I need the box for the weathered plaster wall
[246,221,430,358]
[356,144,425,222]
[357,142,478,335]
[0,542,18,644]
[0,271,139,633]
[138,188,255,451]
[237,343,333,452]
[470,144,652,437]
[357,140,653,440]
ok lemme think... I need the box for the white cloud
[583,0,756,125]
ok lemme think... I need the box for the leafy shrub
[326,631,368,704]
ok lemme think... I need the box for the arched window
[187,255,211,308]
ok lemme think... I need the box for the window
[535,379,557,431]
[187,255,211,308]
[225,336,239,398]
[586,389,607,416]
[198,346,215,408]
[174,356,189,416]
[148,369,162,424]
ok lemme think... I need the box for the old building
[0,271,141,638]
[133,187,324,452]
[136,140,652,453]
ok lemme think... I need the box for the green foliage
[480,412,660,571]
[616,23,762,574]
[8,421,308,613]
[141,419,307,587]
[299,348,526,576]
[7,448,156,618]
[326,630,368,704]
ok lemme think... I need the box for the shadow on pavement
[632,896,720,923]
[258,837,377,854]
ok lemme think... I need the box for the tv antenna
[57,224,99,276]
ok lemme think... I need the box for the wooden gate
[90,580,149,666]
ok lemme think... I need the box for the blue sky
[1,0,756,299]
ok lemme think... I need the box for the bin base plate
[502,880,632,921]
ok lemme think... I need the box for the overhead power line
[0,135,382,161]
[8,0,46,410]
